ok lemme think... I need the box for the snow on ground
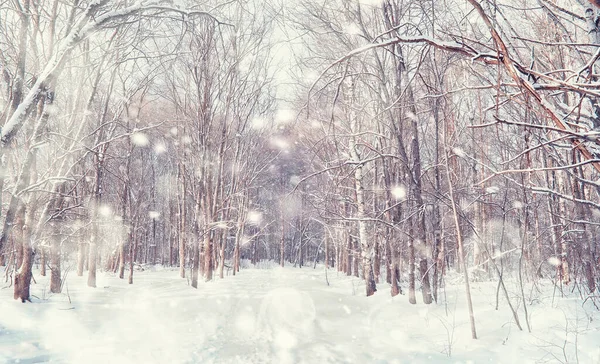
[1,264,600,364]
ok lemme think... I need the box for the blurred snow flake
[274,329,297,349]
[547,256,561,267]
[512,200,523,209]
[275,109,294,124]
[251,116,266,129]
[271,137,289,150]
[453,148,466,157]
[98,204,112,217]
[181,135,192,145]
[131,132,149,147]
[247,210,262,225]
[289,175,301,186]
[154,143,166,154]
[391,186,406,200]
[485,186,500,194]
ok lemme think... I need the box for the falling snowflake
[251,116,266,129]
[275,109,293,124]
[154,143,166,154]
[98,204,112,217]
[247,211,263,225]
[131,132,149,147]
[453,148,466,157]
[485,186,500,194]
[391,186,406,200]
[271,137,289,150]
[547,257,561,267]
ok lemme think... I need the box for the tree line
[1,0,599,337]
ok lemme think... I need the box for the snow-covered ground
[1,264,599,363]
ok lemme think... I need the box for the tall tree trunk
[204,231,213,281]
[446,145,477,339]
[346,233,352,276]
[118,238,126,279]
[373,235,380,283]
[280,217,285,267]
[251,237,257,265]
[40,248,46,276]
[408,229,416,304]
[49,186,65,294]
[431,98,444,302]
[0,0,30,264]
[191,240,199,288]
[118,155,130,280]
[324,233,329,269]
[87,225,98,288]
[572,158,596,293]
[411,120,432,305]
[300,229,305,268]
[233,210,245,275]
[218,230,226,279]
[178,160,186,278]
[390,246,401,297]
[349,105,376,295]
[169,203,174,267]
[385,238,392,284]
[14,205,34,302]
[353,239,360,278]
[49,225,62,293]
[0,144,36,267]
[128,228,136,284]
[87,152,104,288]
[337,235,343,273]
[77,242,86,276]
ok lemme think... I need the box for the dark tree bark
[39,247,46,276]
[191,240,199,288]
[280,217,285,267]
[14,205,34,302]
[87,151,105,288]
[353,239,359,278]
[408,235,416,304]
[178,160,186,278]
[49,222,62,293]
[128,230,136,285]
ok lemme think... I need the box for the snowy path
[1,265,600,363]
